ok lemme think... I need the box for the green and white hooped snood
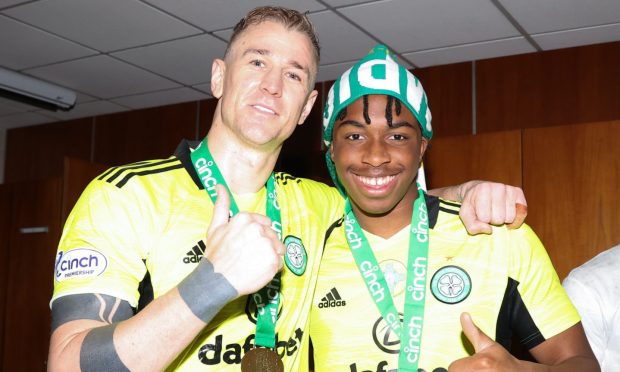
[322,44,433,195]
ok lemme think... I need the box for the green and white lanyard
[344,184,429,371]
[190,138,283,349]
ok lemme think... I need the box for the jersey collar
[174,139,204,190]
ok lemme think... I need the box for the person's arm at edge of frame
[529,321,600,371]
[428,180,528,234]
[48,289,214,372]
[448,313,600,372]
[48,185,285,371]
[562,271,606,364]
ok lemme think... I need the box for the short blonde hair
[225,6,320,69]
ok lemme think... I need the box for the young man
[48,8,527,372]
[310,45,599,371]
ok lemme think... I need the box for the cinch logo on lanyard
[344,184,429,371]
[190,138,282,349]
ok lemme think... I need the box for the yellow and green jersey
[52,139,343,371]
[310,195,579,371]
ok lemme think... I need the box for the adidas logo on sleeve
[183,240,206,264]
[318,287,346,308]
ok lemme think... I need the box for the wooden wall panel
[61,157,109,225]
[523,121,620,279]
[94,101,198,166]
[5,118,92,183]
[424,130,522,190]
[415,62,473,138]
[3,178,62,372]
[477,41,620,133]
[0,183,11,367]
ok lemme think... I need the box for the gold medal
[240,347,283,372]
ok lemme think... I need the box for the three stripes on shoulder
[98,158,183,188]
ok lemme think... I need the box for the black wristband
[80,324,129,372]
[177,258,238,323]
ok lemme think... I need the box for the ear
[211,59,226,99]
[297,89,319,125]
[419,137,429,160]
[329,143,335,162]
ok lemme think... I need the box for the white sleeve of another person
[563,245,620,372]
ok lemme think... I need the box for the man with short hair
[48,7,527,371]
[310,44,598,372]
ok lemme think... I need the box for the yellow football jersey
[52,139,343,371]
[310,195,579,371]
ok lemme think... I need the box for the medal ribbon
[343,184,429,371]
[190,138,282,349]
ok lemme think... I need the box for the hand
[205,184,285,296]
[459,181,528,235]
[449,313,522,372]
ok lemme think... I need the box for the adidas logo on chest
[318,287,346,308]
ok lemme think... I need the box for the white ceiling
[1,0,620,130]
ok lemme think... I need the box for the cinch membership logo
[283,236,307,276]
[430,265,471,304]
[55,248,107,282]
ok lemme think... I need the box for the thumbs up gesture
[449,313,521,371]
[204,184,285,296]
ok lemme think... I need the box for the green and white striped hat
[322,44,432,194]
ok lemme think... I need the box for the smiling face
[331,94,428,222]
[210,20,318,151]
